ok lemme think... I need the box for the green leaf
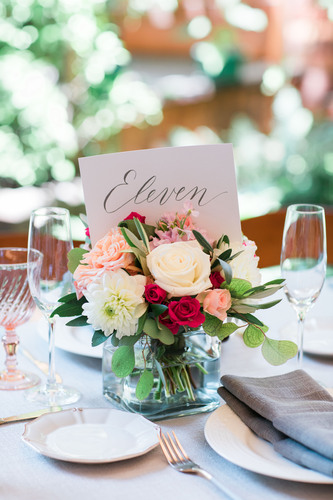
[143,318,175,345]
[243,286,284,300]
[118,219,156,240]
[66,316,89,327]
[119,333,141,347]
[111,345,135,377]
[92,330,108,347]
[192,229,214,254]
[58,292,77,303]
[150,303,168,317]
[261,338,298,366]
[243,324,266,348]
[120,227,146,254]
[68,248,88,274]
[218,248,232,261]
[203,313,239,340]
[228,250,244,262]
[231,299,281,314]
[217,234,229,248]
[217,258,232,284]
[111,332,119,347]
[226,278,252,298]
[154,358,166,386]
[229,312,264,327]
[135,370,155,400]
[133,218,150,253]
[51,300,84,318]
[137,311,148,335]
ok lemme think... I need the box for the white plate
[280,317,333,356]
[38,318,103,358]
[204,405,333,484]
[22,408,159,463]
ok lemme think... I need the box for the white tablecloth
[1,273,333,500]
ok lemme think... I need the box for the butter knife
[0,406,62,425]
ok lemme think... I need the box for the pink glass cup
[0,248,41,390]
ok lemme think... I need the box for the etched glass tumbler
[0,248,41,390]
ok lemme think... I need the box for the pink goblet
[0,248,41,390]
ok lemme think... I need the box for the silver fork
[158,431,241,500]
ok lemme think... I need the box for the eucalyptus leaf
[143,318,174,345]
[154,358,166,386]
[67,247,88,274]
[150,303,168,317]
[111,332,120,347]
[51,300,84,318]
[135,370,155,400]
[137,311,148,335]
[203,313,239,340]
[243,324,266,348]
[119,333,141,347]
[111,345,135,377]
[261,338,298,366]
[92,330,108,347]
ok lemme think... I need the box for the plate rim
[22,407,160,464]
[204,404,333,484]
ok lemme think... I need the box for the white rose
[146,241,211,297]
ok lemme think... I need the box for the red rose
[124,212,146,223]
[210,271,225,289]
[159,311,180,335]
[168,297,205,328]
[85,227,90,238]
[145,283,167,304]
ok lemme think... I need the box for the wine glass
[280,204,327,367]
[0,248,41,390]
[26,207,80,405]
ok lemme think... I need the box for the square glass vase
[102,329,221,421]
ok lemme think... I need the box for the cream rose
[146,241,211,297]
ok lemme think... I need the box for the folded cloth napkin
[218,370,333,477]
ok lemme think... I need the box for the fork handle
[195,468,241,500]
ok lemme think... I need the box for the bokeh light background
[0,0,332,238]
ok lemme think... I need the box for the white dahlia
[82,269,147,339]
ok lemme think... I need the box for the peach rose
[73,228,134,298]
[203,289,232,322]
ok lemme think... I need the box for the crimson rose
[168,297,205,328]
[145,283,167,304]
[159,311,180,335]
[210,271,225,288]
[124,212,146,223]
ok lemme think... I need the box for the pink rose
[73,228,134,297]
[168,297,205,328]
[159,311,180,335]
[210,271,225,288]
[124,212,146,223]
[203,289,232,322]
[145,283,167,304]
[85,227,90,238]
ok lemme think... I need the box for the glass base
[0,370,40,391]
[25,383,81,406]
[103,330,222,421]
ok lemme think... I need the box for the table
[1,273,333,500]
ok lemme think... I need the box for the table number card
[78,144,242,246]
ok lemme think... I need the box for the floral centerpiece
[52,202,297,418]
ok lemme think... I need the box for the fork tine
[158,433,173,464]
[167,432,186,462]
[172,431,190,460]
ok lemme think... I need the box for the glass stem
[296,313,305,368]
[3,329,19,376]
[46,319,57,389]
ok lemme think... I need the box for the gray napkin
[218,370,333,477]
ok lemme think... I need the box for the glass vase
[102,329,221,421]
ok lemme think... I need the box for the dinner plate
[38,318,103,358]
[204,405,333,484]
[280,317,333,356]
[22,408,159,463]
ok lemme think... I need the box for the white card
[78,144,242,246]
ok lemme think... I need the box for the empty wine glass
[0,248,41,390]
[26,207,80,405]
[280,204,327,367]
